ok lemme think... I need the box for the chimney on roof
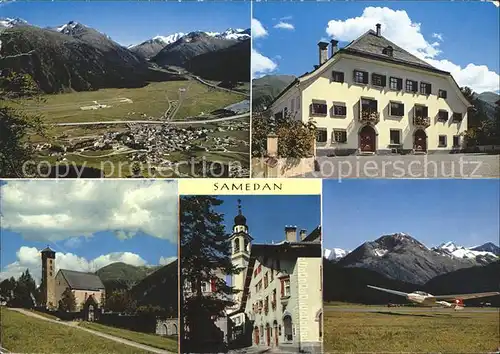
[299,229,307,241]
[330,39,338,58]
[376,23,381,36]
[318,41,329,65]
[285,225,297,242]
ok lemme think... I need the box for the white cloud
[432,33,443,41]
[252,18,268,39]
[274,21,295,30]
[325,6,499,93]
[252,48,278,78]
[0,246,148,285]
[159,256,177,266]
[0,180,178,243]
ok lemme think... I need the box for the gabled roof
[342,30,441,72]
[59,269,105,291]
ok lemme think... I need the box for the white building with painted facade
[269,24,471,156]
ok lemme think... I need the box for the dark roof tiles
[59,269,105,291]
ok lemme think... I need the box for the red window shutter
[211,279,216,292]
[280,279,284,297]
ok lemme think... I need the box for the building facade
[41,247,105,311]
[228,205,323,353]
[270,24,471,156]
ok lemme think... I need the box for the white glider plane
[367,285,500,310]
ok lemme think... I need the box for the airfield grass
[80,322,178,352]
[12,80,242,124]
[324,309,500,353]
[0,308,152,353]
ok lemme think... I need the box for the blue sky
[1,1,250,46]
[322,179,500,251]
[0,180,178,284]
[252,1,500,93]
[214,195,321,244]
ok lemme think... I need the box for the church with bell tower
[228,199,253,310]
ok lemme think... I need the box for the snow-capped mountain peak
[324,248,348,260]
[433,241,499,261]
[0,17,29,29]
[57,21,83,33]
[152,33,185,45]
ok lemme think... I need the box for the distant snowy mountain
[0,17,29,29]
[324,248,348,261]
[129,28,249,59]
[432,241,498,263]
[471,242,500,256]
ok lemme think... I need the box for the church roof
[59,269,105,291]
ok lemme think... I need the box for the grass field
[80,322,178,352]
[1,308,152,353]
[324,308,500,352]
[13,80,242,123]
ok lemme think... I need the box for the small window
[438,110,448,121]
[361,98,378,112]
[420,82,432,95]
[390,102,404,117]
[371,73,386,87]
[452,112,463,122]
[316,129,327,143]
[438,135,447,147]
[310,102,327,116]
[283,107,288,117]
[291,99,295,113]
[332,105,346,116]
[382,46,394,57]
[438,89,447,99]
[406,79,418,93]
[296,97,300,109]
[389,77,403,91]
[453,135,460,147]
[332,130,347,143]
[332,71,344,83]
[390,130,401,145]
[415,105,429,118]
[49,272,52,276]
[353,70,368,84]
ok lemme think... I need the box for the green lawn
[12,80,242,124]
[324,309,500,352]
[80,322,177,352]
[1,308,153,353]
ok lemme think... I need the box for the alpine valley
[323,233,500,306]
[0,17,251,178]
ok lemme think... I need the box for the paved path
[51,113,249,126]
[301,154,500,178]
[9,308,171,354]
[190,75,249,97]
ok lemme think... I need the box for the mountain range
[325,233,499,284]
[323,233,499,306]
[0,18,251,93]
[95,260,178,311]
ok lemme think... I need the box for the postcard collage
[0,0,499,353]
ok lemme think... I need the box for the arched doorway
[162,324,169,336]
[283,315,293,342]
[254,326,260,345]
[414,129,427,152]
[273,320,278,346]
[266,323,271,346]
[87,305,94,322]
[319,312,323,339]
[171,323,178,335]
[359,125,376,153]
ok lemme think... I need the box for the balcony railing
[359,110,380,124]
[413,116,431,128]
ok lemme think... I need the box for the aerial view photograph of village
[322,179,500,353]
[179,195,322,353]
[0,180,179,353]
[0,1,250,178]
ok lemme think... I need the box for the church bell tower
[41,246,56,309]
[229,199,253,308]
